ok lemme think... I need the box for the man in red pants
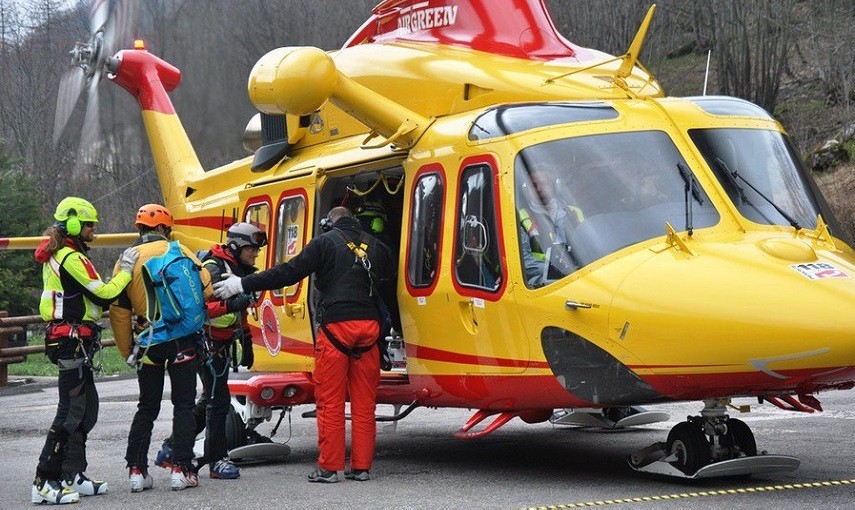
[214,207,394,482]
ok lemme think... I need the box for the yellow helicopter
[5,0,855,479]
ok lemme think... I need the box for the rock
[807,138,850,171]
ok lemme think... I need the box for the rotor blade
[79,75,102,153]
[53,68,86,145]
[104,0,139,55]
[90,0,110,34]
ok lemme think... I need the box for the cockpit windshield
[689,128,823,229]
[515,130,719,288]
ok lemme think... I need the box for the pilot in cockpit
[517,164,584,287]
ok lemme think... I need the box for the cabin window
[515,130,720,287]
[454,164,502,291]
[273,195,307,299]
[244,203,271,270]
[469,102,618,141]
[407,171,444,289]
[690,128,829,231]
[687,96,774,119]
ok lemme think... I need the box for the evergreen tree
[0,138,47,316]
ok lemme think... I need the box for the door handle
[565,300,592,310]
[284,303,305,318]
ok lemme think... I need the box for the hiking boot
[307,467,339,483]
[31,477,80,505]
[129,467,153,492]
[63,472,108,495]
[170,466,199,491]
[344,469,371,481]
[210,458,240,479]
[155,440,173,469]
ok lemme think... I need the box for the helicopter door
[438,155,528,374]
[240,172,317,373]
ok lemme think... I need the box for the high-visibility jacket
[37,244,132,323]
[519,204,584,260]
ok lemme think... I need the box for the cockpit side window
[515,130,719,288]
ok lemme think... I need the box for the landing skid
[226,397,291,464]
[628,442,800,478]
[550,407,670,429]
[229,442,291,464]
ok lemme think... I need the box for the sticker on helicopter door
[790,262,850,280]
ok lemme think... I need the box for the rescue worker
[109,204,212,492]
[32,196,139,504]
[154,222,266,480]
[213,206,393,483]
[518,164,583,286]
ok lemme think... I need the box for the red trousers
[314,319,380,472]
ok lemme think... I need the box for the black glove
[226,293,253,313]
[240,334,254,369]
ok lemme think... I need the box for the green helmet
[54,197,98,236]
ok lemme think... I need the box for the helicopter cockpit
[513,128,718,288]
[476,96,842,290]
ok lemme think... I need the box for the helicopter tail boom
[108,46,204,209]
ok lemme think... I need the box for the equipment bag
[140,241,206,347]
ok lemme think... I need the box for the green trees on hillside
[0,138,47,316]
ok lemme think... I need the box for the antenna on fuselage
[616,4,656,80]
[702,49,712,95]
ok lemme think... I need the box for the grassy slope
[8,331,134,377]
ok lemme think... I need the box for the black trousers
[36,337,99,481]
[125,334,198,470]
[166,344,231,465]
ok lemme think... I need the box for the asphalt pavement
[1,374,854,509]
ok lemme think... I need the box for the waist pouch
[45,322,101,364]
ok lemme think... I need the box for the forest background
[1,0,853,315]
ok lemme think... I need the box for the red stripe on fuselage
[411,344,551,370]
[642,366,855,400]
[174,216,235,231]
[245,324,314,358]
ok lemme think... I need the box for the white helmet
[226,222,268,254]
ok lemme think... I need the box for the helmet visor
[251,231,268,248]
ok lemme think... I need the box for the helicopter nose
[609,238,855,399]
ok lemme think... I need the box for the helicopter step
[628,399,800,479]
[550,406,670,429]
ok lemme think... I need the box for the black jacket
[241,217,394,325]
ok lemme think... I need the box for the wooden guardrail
[0,312,115,386]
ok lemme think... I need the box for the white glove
[214,273,244,299]
[119,247,140,274]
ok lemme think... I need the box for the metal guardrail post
[0,311,7,386]
[0,313,118,386]
[0,312,43,386]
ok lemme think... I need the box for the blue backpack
[139,241,206,347]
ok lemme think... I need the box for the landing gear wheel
[225,405,247,452]
[602,406,633,422]
[727,418,757,457]
[666,422,710,475]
